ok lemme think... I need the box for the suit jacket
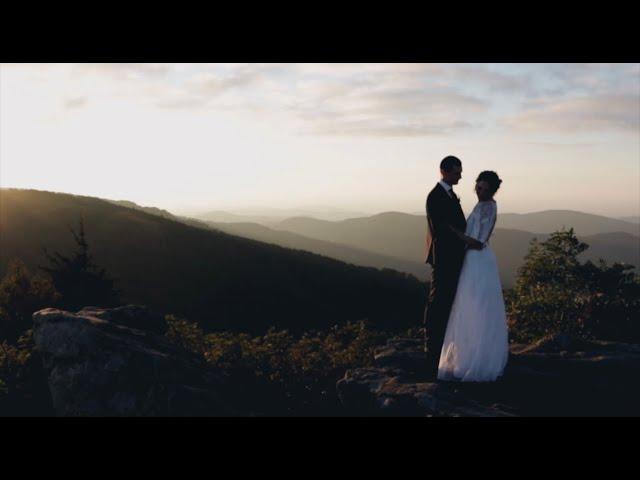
[424,183,467,266]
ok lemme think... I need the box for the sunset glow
[1,63,638,217]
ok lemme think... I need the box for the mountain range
[496,210,639,237]
[3,187,636,329]
[202,211,639,287]
[190,207,370,225]
[106,199,639,288]
[0,189,425,334]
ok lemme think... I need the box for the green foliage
[0,329,53,416]
[165,314,206,354]
[39,218,120,311]
[0,331,33,386]
[578,260,640,341]
[205,322,386,379]
[507,229,640,343]
[165,316,388,415]
[0,259,61,342]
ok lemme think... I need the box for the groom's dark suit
[423,182,467,377]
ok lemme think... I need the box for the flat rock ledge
[32,306,239,416]
[337,336,640,417]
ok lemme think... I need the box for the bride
[437,170,509,382]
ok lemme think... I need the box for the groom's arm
[428,192,483,250]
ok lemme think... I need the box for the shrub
[0,330,53,416]
[0,259,61,342]
[165,317,389,415]
[165,314,206,354]
[507,229,640,343]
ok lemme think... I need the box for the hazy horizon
[4,186,639,224]
[1,63,638,217]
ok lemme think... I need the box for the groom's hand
[467,238,484,250]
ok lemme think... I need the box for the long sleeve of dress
[469,201,497,245]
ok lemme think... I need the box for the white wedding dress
[437,200,509,382]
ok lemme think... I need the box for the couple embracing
[423,155,509,382]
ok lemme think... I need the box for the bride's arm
[463,202,497,248]
[476,202,497,245]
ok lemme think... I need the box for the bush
[0,259,61,342]
[165,314,206,354]
[507,229,640,343]
[0,330,53,416]
[165,316,389,415]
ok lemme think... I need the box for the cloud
[519,63,640,98]
[73,63,172,79]
[63,97,87,109]
[288,82,487,137]
[360,88,486,115]
[505,94,640,133]
[187,70,263,96]
[5,63,636,138]
[124,63,533,137]
[293,63,441,78]
[154,64,290,111]
[156,95,208,110]
[309,118,474,137]
[447,65,534,93]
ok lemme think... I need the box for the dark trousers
[423,255,464,377]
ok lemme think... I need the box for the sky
[1,63,638,218]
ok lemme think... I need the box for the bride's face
[475,181,493,201]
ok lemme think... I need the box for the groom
[423,155,482,379]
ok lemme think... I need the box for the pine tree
[39,218,120,311]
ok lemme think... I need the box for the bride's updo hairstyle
[476,171,502,195]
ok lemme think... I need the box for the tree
[578,259,640,341]
[39,218,120,311]
[507,229,640,343]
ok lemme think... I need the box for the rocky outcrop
[32,306,239,416]
[31,303,640,416]
[337,336,640,416]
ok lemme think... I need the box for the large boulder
[337,335,640,416]
[32,305,239,416]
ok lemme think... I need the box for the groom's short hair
[440,155,462,172]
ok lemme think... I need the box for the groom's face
[442,165,462,186]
